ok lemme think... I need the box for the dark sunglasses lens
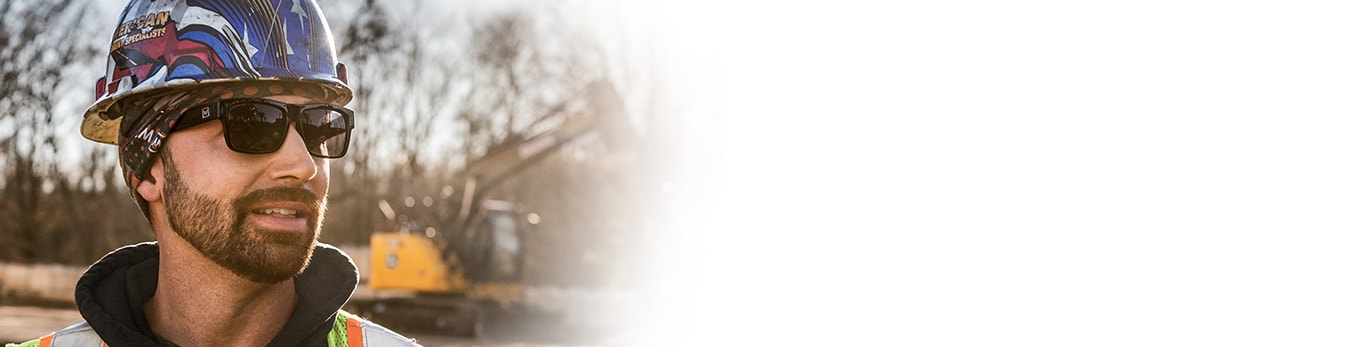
[299,107,352,158]
[224,103,288,153]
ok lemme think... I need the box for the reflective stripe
[346,314,365,347]
[333,311,419,347]
[27,323,106,347]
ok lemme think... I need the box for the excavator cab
[449,200,527,284]
[370,199,528,296]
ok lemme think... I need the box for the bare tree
[454,8,603,163]
[0,0,116,263]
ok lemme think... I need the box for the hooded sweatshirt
[73,242,359,346]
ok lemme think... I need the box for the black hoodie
[73,242,359,346]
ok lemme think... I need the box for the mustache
[233,186,322,216]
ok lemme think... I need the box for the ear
[135,158,165,203]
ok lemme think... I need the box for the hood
[74,242,360,346]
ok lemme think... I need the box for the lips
[254,207,302,217]
[246,201,315,231]
[233,186,322,236]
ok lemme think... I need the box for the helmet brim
[81,77,352,144]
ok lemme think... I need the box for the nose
[268,125,320,184]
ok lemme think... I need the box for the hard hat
[82,0,353,144]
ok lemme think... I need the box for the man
[9,0,418,346]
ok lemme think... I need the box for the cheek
[313,160,331,193]
[168,126,254,194]
[178,157,261,201]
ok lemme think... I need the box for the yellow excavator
[350,80,634,336]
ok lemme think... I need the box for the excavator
[348,80,635,336]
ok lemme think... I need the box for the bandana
[114,82,349,216]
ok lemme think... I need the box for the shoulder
[6,322,104,347]
[335,310,422,347]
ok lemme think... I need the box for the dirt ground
[0,305,612,347]
[0,305,82,344]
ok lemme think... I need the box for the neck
[145,233,298,347]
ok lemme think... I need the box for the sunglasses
[173,98,355,158]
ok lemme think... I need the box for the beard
[160,149,326,284]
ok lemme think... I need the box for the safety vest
[6,310,416,347]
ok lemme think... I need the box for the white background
[643,1,1366,345]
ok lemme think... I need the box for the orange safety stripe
[345,315,364,347]
[37,333,53,347]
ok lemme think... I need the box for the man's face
[158,94,332,284]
